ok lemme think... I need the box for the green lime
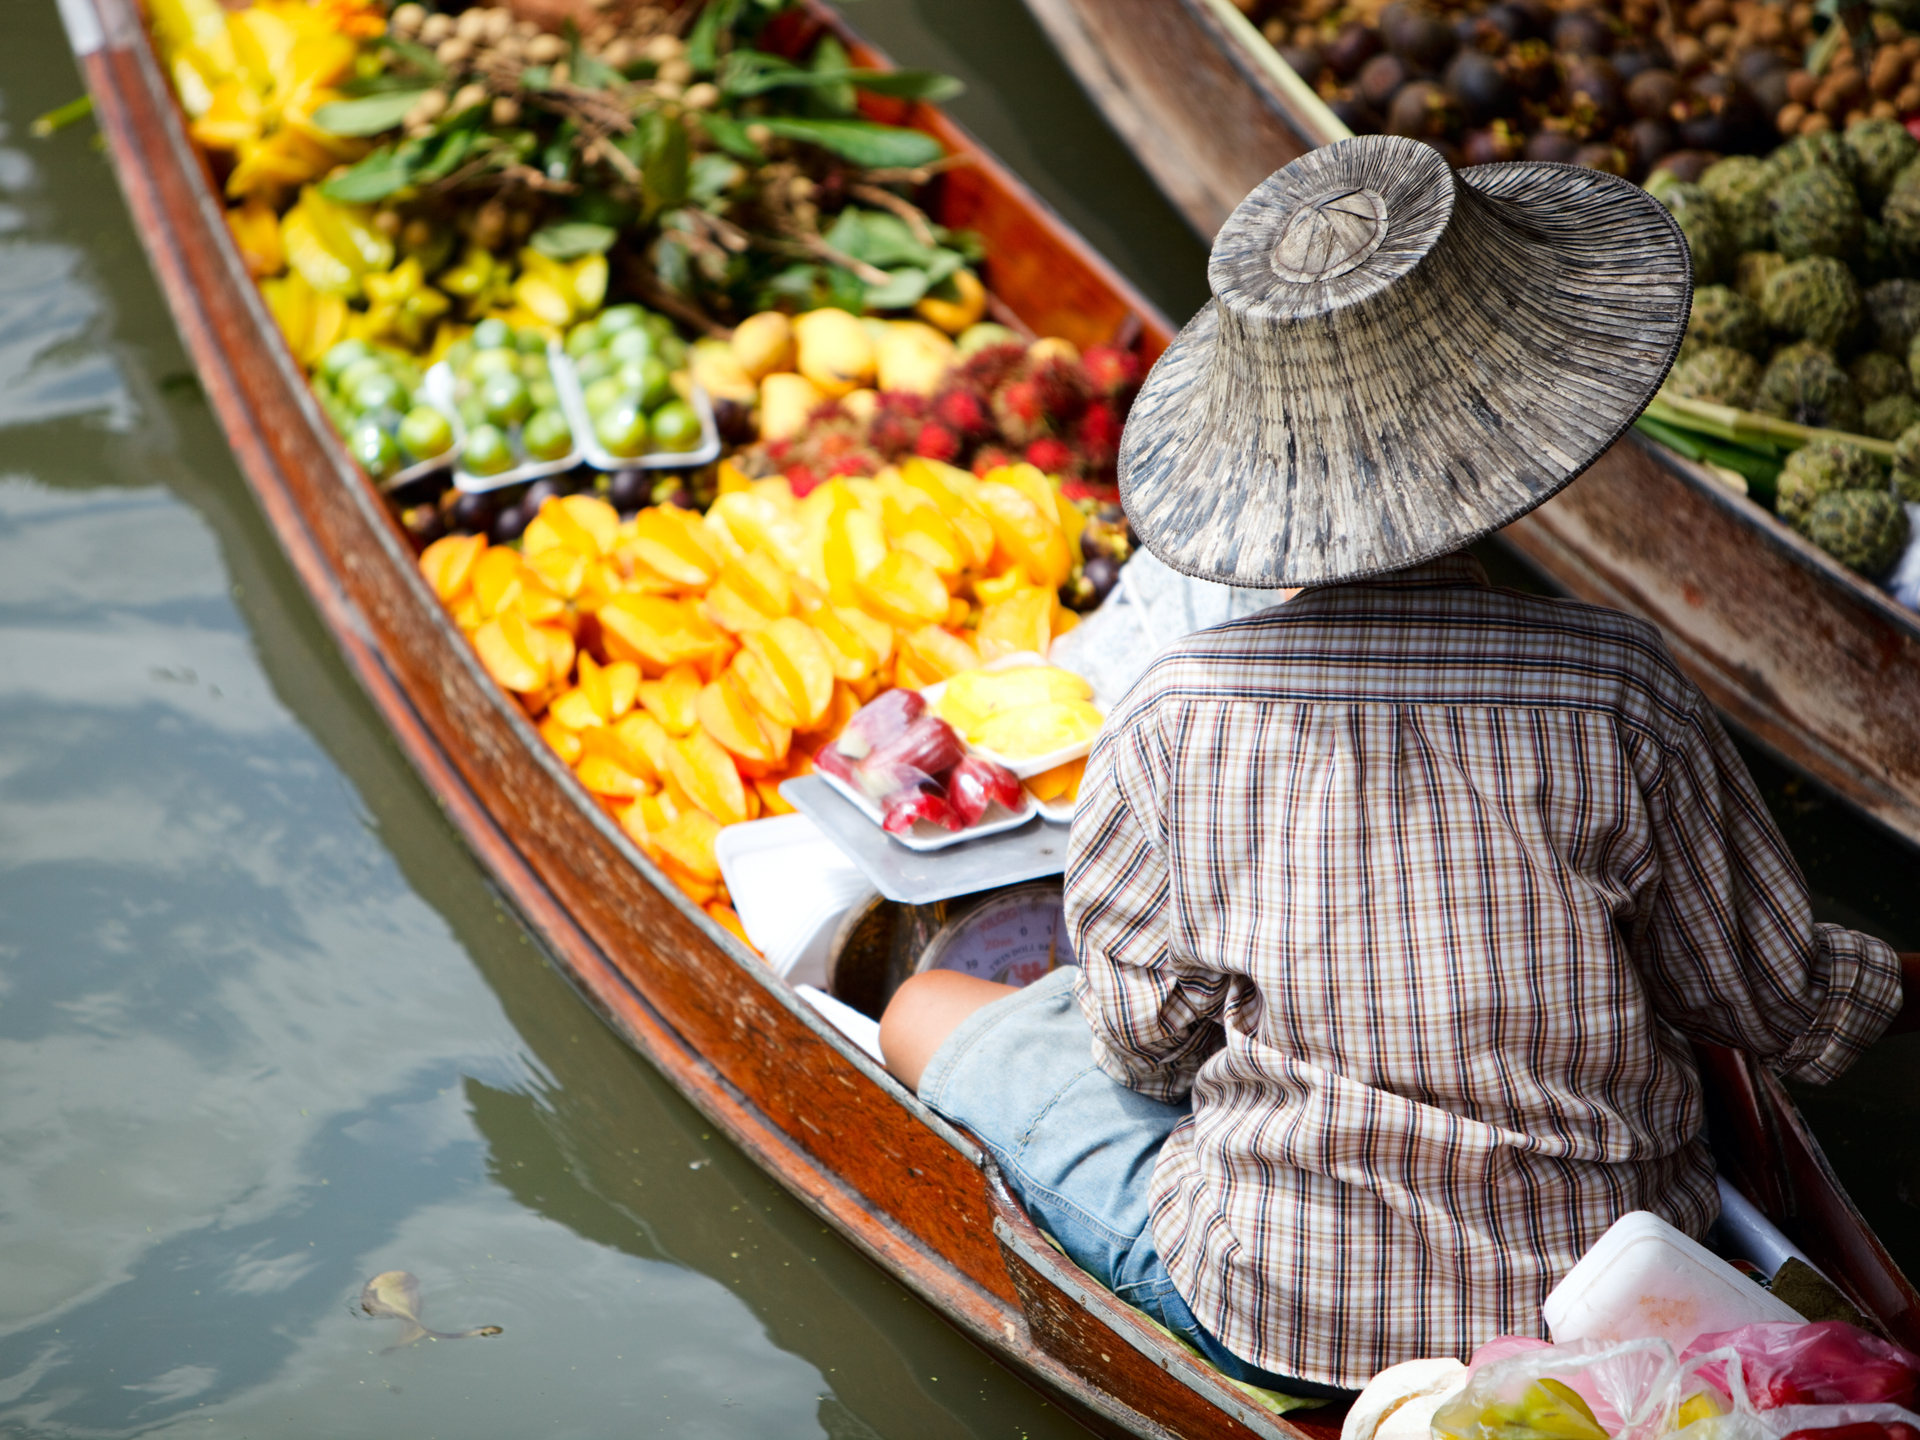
[648,399,703,453]
[598,304,645,335]
[350,418,401,480]
[520,352,551,383]
[515,325,548,354]
[472,317,513,352]
[458,394,487,431]
[524,407,574,461]
[350,371,406,416]
[607,326,654,365]
[320,337,374,384]
[564,319,601,358]
[573,351,614,387]
[656,334,687,371]
[528,377,560,412]
[581,376,625,418]
[595,399,649,459]
[463,423,515,476]
[480,371,533,427]
[465,347,519,383]
[639,357,674,412]
[442,337,474,375]
[335,355,388,401]
[398,404,455,462]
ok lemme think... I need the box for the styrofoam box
[712,813,875,990]
[1543,1209,1803,1350]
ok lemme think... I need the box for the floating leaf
[360,1270,503,1350]
[757,118,944,169]
[312,88,432,136]
[530,221,617,260]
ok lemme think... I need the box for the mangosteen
[1483,3,1540,42]
[401,502,447,547]
[1359,53,1410,112]
[1552,9,1613,54]
[521,477,565,512]
[607,468,650,513]
[1747,67,1791,117]
[1386,80,1462,139]
[1732,45,1785,89]
[448,491,498,536]
[1328,95,1381,133]
[1626,67,1683,120]
[1445,49,1517,122]
[1082,555,1121,606]
[1326,22,1382,80]
[1676,71,1762,151]
[1461,124,1524,164]
[1504,39,1559,101]
[1564,57,1625,125]
[1651,149,1716,182]
[1610,46,1660,82]
[490,502,529,544]
[711,395,757,446]
[1382,3,1456,73]
[387,470,447,512]
[1525,130,1581,162]
[1629,117,1676,170]
[1280,43,1324,81]
[1573,143,1629,175]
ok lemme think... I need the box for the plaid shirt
[1066,553,1901,1388]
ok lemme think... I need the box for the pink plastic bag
[1681,1324,1920,1411]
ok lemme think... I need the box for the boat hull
[67,0,1919,1433]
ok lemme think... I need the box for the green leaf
[806,35,856,118]
[862,267,929,310]
[699,113,765,164]
[620,110,690,221]
[690,152,745,205]
[374,35,446,82]
[757,118,944,169]
[854,211,939,268]
[843,69,965,102]
[312,88,432,137]
[319,143,421,202]
[412,127,479,183]
[686,0,745,74]
[530,221,617,260]
[718,49,962,103]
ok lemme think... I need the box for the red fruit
[949,756,1025,826]
[785,464,820,497]
[956,343,1028,397]
[914,421,963,462]
[867,392,928,458]
[881,786,963,834]
[833,688,927,760]
[992,377,1053,445]
[827,448,882,479]
[932,387,996,440]
[1074,401,1125,469]
[1025,356,1090,424]
[1081,344,1142,402]
[972,445,1017,476]
[1061,479,1121,504]
[1024,437,1078,475]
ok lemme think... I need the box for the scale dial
[916,882,1077,988]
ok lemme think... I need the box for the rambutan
[1080,344,1141,403]
[955,343,1028,399]
[826,448,882,479]
[864,391,928,458]
[1025,437,1078,476]
[786,463,821,498]
[1074,401,1125,471]
[914,421,963,462]
[1024,355,1089,425]
[972,445,1017,477]
[991,376,1053,446]
[932,387,995,441]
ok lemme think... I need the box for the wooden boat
[1024,0,1920,855]
[66,0,1919,1432]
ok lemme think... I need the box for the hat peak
[1271,185,1387,283]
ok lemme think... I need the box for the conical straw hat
[1118,136,1691,588]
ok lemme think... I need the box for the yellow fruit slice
[1026,756,1086,803]
[580,721,657,783]
[667,729,750,827]
[637,663,702,734]
[548,686,602,732]
[473,614,545,693]
[696,673,781,770]
[538,715,584,765]
[599,594,726,674]
[856,550,950,628]
[975,481,1072,589]
[419,533,486,603]
[729,646,799,729]
[576,755,650,800]
[901,625,979,684]
[615,711,675,781]
[971,699,1103,758]
[748,617,835,730]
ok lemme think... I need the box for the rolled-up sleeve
[1637,702,1902,1084]
[1066,698,1228,1102]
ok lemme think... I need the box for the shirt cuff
[1775,923,1904,1084]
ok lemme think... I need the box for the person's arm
[1884,953,1920,1037]
[1065,697,1228,1103]
[1635,701,1904,1082]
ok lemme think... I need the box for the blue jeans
[917,967,1349,1400]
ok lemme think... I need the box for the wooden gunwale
[68,0,1917,1430]
[1024,0,1920,854]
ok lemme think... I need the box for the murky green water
[0,1,1913,1435]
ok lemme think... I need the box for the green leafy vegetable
[757,118,945,169]
[699,113,765,164]
[719,49,963,103]
[530,221,618,260]
[862,268,929,309]
[313,89,432,136]
[319,141,423,202]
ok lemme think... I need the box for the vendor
[878,136,1918,1396]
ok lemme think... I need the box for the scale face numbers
[917,883,1077,988]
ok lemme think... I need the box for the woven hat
[1118,136,1691,588]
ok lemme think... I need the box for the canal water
[0,1,1913,1436]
